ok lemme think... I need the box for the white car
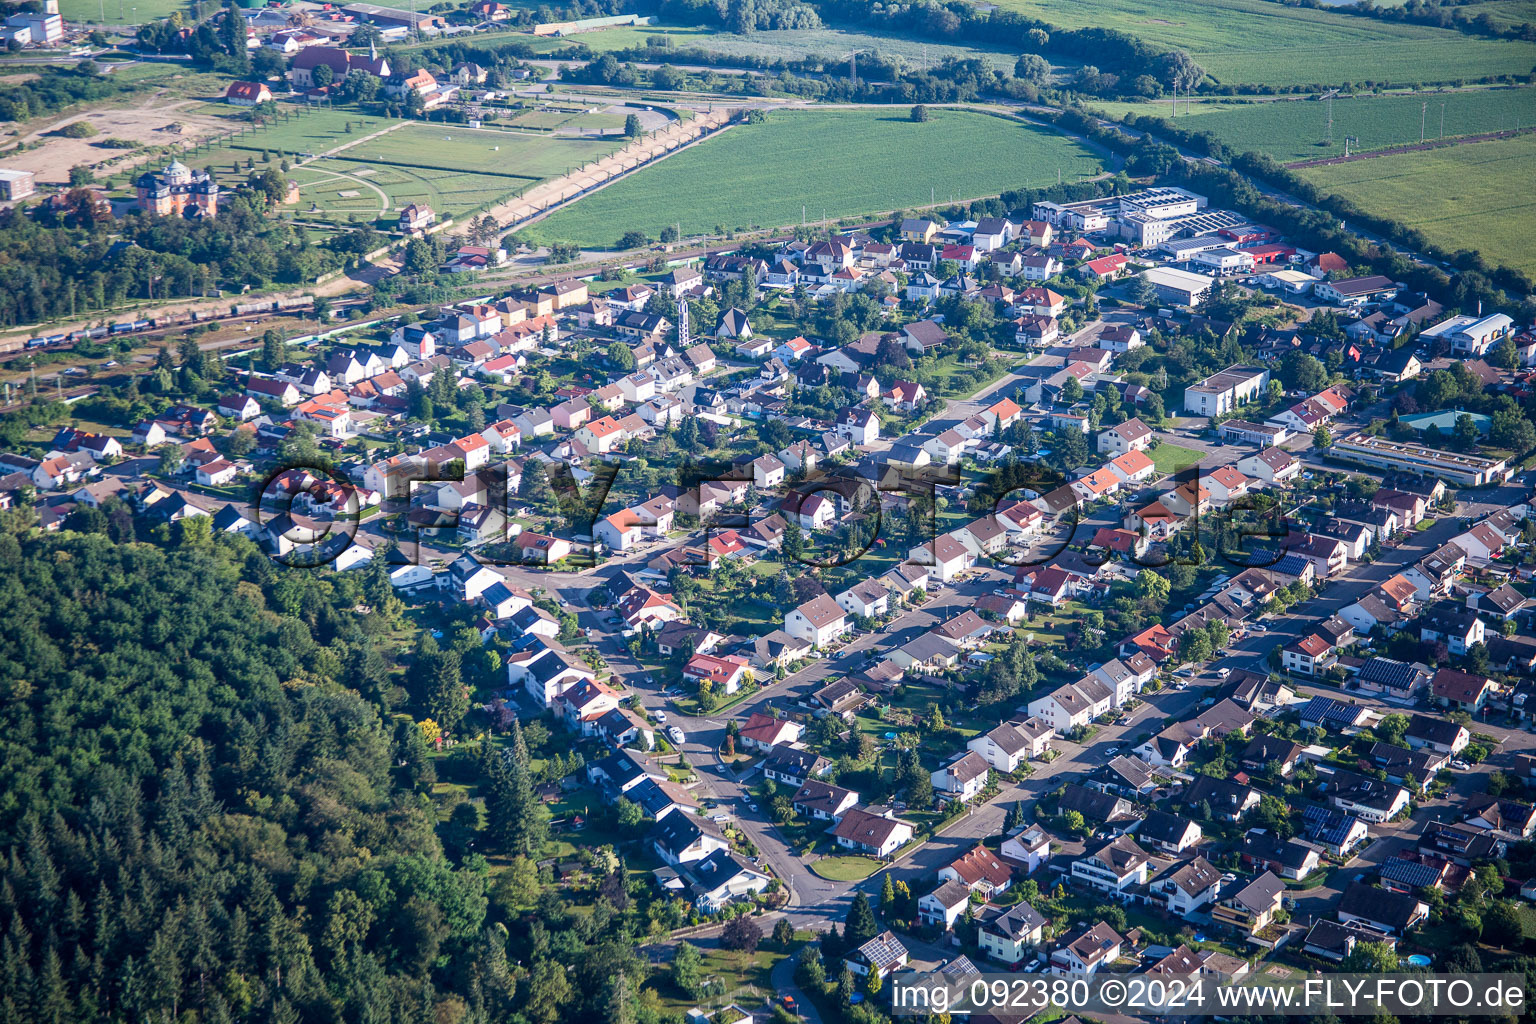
[667,726,685,745]
[653,711,667,724]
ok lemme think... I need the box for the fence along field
[1294,133,1536,278]
[1092,87,1536,163]
[991,0,1536,87]
[519,108,1103,247]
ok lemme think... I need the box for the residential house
[1157,856,1223,917]
[784,594,850,647]
[832,808,914,859]
[792,780,859,822]
[978,902,1048,967]
[1071,835,1150,895]
[1211,871,1286,936]
[1049,922,1123,975]
[931,751,992,804]
[1136,810,1202,854]
[1337,882,1428,936]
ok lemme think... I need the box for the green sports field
[286,160,525,224]
[520,108,1102,247]
[1092,87,1536,162]
[334,123,623,177]
[57,0,190,25]
[171,113,624,229]
[1294,133,1536,277]
[991,0,1536,87]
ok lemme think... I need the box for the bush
[61,121,98,138]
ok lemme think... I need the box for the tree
[1279,350,1327,392]
[1482,901,1523,948]
[618,230,648,249]
[485,724,547,856]
[1062,376,1084,403]
[1127,273,1157,306]
[1376,713,1409,746]
[773,917,795,948]
[261,328,283,370]
[624,113,642,138]
[910,104,929,122]
[1341,940,1403,973]
[1135,569,1171,607]
[1490,410,1536,452]
[608,340,637,371]
[1453,412,1481,451]
[1160,49,1205,90]
[1488,337,1520,370]
[1313,424,1332,449]
[843,891,877,946]
[312,62,334,88]
[673,941,704,998]
[722,915,762,952]
[1063,809,1086,834]
[525,958,573,1024]
[426,649,467,733]
[155,442,184,476]
[1014,53,1050,83]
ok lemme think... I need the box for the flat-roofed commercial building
[1183,364,1270,417]
[1330,433,1510,487]
[1143,266,1215,307]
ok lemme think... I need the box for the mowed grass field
[58,0,190,25]
[289,160,524,223]
[1294,134,1536,277]
[343,123,623,177]
[176,113,624,228]
[521,108,1102,247]
[221,109,394,157]
[1092,87,1536,162]
[990,0,1536,87]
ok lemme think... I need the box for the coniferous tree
[843,891,877,946]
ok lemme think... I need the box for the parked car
[653,711,667,724]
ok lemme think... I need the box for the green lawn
[344,123,624,178]
[59,0,190,24]
[224,110,394,157]
[646,946,783,1013]
[520,108,1103,247]
[990,0,1536,87]
[810,855,883,881]
[1294,133,1536,277]
[1149,442,1205,477]
[201,155,518,225]
[1090,87,1536,163]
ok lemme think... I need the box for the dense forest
[0,526,648,1024]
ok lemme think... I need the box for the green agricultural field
[521,108,1102,247]
[1466,0,1536,31]
[574,22,1037,72]
[340,123,623,177]
[1092,87,1536,163]
[58,0,191,25]
[1294,134,1536,277]
[991,0,1536,87]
